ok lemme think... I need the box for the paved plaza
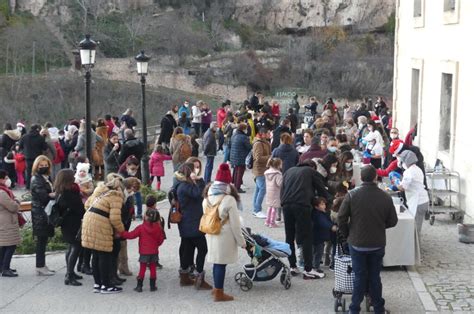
[1,154,470,313]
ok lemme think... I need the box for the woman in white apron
[396,150,429,234]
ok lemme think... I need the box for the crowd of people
[0,93,426,310]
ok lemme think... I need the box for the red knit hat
[389,139,404,156]
[215,163,232,184]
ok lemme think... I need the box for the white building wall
[393,0,474,221]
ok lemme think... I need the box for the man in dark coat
[18,124,48,189]
[281,159,330,279]
[158,110,178,152]
[118,129,145,165]
[286,108,299,133]
[338,165,397,314]
[271,118,292,151]
[202,122,217,184]
[230,123,251,192]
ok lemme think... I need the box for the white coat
[204,194,246,265]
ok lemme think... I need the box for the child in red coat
[148,144,172,190]
[14,145,26,187]
[120,208,165,292]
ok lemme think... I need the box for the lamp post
[135,50,151,185]
[78,34,97,165]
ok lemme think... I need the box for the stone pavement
[1,154,425,313]
[416,217,474,313]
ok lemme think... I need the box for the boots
[134,278,143,292]
[194,271,213,290]
[269,207,277,228]
[150,278,157,292]
[214,288,234,302]
[179,270,195,286]
[264,207,272,227]
[81,264,93,275]
[118,241,133,276]
[64,274,82,286]
[156,181,161,191]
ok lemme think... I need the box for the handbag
[167,188,182,228]
[17,213,26,228]
[334,244,354,294]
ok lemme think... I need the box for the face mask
[4,178,12,188]
[59,135,64,140]
[345,162,353,171]
[368,126,374,132]
[127,170,137,176]
[38,167,49,175]
[330,166,337,174]
[397,159,403,168]
[184,104,189,107]
[358,123,364,130]
[194,168,200,175]
[390,134,398,140]
[402,163,409,170]
[327,147,337,153]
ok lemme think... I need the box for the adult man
[158,107,178,152]
[338,165,398,314]
[270,118,292,151]
[191,100,203,137]
[286,108,298,133]
[216,101,230,151]
[178,100,191,123]
[120,108,137,130]
[249,91,263,112]
[304,96,319,116]
[281,159,330,279]
[18,124,48,189]
[230,123,251,192]
[252,127,271,218]
[118,129,145,164]
[202,122,217,184]
[290,94,300,116]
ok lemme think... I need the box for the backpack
[47,195,64,228]
[177,141,192,162]
[199,195,227,235]
[245,150,254,169]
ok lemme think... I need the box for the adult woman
[202,163,246,302]
[81,174,125,294]
[170,127,192,171]
[328,151,354,193]
[0,169,21,277]
[229,123,251,192]
[104,132,121,177]
[200,102,213,135]
[1,123,21,174]
[75,121,103,159]
[271,133,299,174]
[396,150,429,234]
[30,155,56,276]
[174,162,212,290]
[94,119,109,180]
[54,169,85,286]
[118,156,143,220]
[315,154,339,188]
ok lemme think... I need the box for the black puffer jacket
[57,184,84,243]
[230,130,251,167]
[18,130,48,161]
[103,142,121,176]
[31,174,54,237]
[158,114,177,144]
[118,138,145,164]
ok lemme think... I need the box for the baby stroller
[234,228,292,291]
[333,240,372,312]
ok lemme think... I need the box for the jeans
[204,156,214,184]
[217,129,224,150]
[201,123,210,136]
[65,242,81,275]
[36,236,48,268]
[283,205,313,272]
[26,159,34,189]
[312,243,324,270]
[213,264,227,289]
[92,250,112,287]
[181,236,207,273]
[253,176,266,213]
[349,245,386,313]
[0,245,16,271]
[223,144,230,163]
[135,191,143,217]
[232,165,245,190]
[192,123,201,137]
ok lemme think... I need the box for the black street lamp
[135,50,151,184]
[78,34,97,165]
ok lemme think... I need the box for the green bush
[16,226,67,255]
[140,185,167,204]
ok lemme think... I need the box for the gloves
[389,184,399,191]
[363,150,372,158]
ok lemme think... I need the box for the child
[74,162,94,201]
[14,145,26,187]
[120,208,165,293]
[312,197,337,277]
[149,144,172,191]
[264,158,283,228]
[145,195,166,269]
[3,151,16,188]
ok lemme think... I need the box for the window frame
[413,0,425,28]
[411,59,424,147]
[443,0,460,25]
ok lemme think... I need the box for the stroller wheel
[280,273,285,285]
[240,277,253,291]
[234,272,245,284]
[284,278,291,290]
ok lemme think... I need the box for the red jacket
[52,142,65,165]
[376,159,398,177]
[148,151,172,177]
[217,108,227,128]
[121,221,165,255]
[14,153,26,172]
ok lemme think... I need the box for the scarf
[207,181,243,211]
[0,184,14,199]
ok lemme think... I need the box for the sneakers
[100,285,123,294]
[237,188,246,194]
[157,262,163,270]
[93,284,101,293]
[253,212,267,219]
[303,269,325,279]
[290,267,301,276]
[36,267,54,276]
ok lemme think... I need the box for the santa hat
[215,163,232,184]
[17,122,25,129]
[389,139,404,156]
[76,162,90,173]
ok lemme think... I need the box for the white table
[383,206,421,267]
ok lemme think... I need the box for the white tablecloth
[383,206,421,266]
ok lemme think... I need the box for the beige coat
[0,190,21,246]
[252,138,271,177]
[264,167,283,208]
[204,194,245,265]
[81,185,125,252]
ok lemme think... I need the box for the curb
[406,266,438,312]
[13,250,66,259]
